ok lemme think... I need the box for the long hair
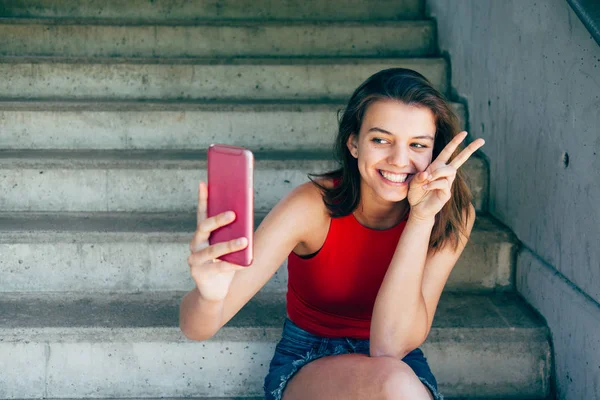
[308,68,473,252]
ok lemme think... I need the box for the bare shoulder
[297,176,335,198]
[287,177,332,222]
[283,176,333,252]
[294,179,333,255]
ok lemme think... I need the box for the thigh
[263,318,440,400]
[282,353,433,400]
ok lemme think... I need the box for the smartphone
[207,144,254,266]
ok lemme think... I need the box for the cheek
[359,150,380,166]
[415,153,433,170]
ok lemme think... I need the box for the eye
[411,143,428,149]
[371,138,388,144]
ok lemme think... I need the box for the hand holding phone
[187,181,249,303]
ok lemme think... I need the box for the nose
[387,143,410,168]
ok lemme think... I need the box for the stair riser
[0,330,550,398]
[0,0,422,21]
[0,60,448,100]
[0,104,466,150]
[0,23,434,58]
[0,157,486,212]
[0,339,272,399]
[0,162,328,213]
[0,231,513,292]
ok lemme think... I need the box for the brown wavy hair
[308,68,473,253]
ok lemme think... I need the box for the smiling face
[346,99,436,207]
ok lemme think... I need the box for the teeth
[380,170,408,183]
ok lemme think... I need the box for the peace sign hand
[407,131,485,221]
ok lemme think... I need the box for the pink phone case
[207,144,254,266]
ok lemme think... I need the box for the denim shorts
[263,317,443,400]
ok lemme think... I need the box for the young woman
[180,68,485,400]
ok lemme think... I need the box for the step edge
[0,17,434,27]
[0,99,463,111]
[0,55,448,65]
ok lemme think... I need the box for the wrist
[195,286,226,305]
[407,213,436,227]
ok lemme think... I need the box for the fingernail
[227,211,235,219]
[236,238,246,245]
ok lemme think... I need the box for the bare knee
[373,357,433,400]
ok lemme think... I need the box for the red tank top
[286,179,409,339]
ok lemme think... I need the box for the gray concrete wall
[425,1,600,399]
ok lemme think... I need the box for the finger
[427,165,457,182]
[188,237,248,265]
[449,138,486,169]
[199,210,236,234]
[191,209,236,254]
[435,131,468,164]
[423,178,451,192]
[414,171,430,185]
[188,253,246,273]
[197,181,207,231]
[189,237,209,254]
[204,237,249,261]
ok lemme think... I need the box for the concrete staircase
[0,1,552,399]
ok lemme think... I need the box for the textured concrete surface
[0,0,423,21]
[427,1,600,399]
[52,396,548,400]
[0,149,486,212]
[0,0,557,397]
[427,0,600,304]
[0,58,449,100]
[517,248,600,400]
[0,291,550,398]
[0,149,333,213]
[8,398,544,400]
[0,21,434,58]
[0,212,514,292]
[0,101,466,150]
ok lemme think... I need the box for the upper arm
[421,203,476,337]
[219,180,328,328]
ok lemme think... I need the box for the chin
[379,191,408,203]
[371,176,409,203]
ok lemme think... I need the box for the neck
[353,200,409,230]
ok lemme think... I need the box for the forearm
[370,214,435,358]
[179,287,225,341]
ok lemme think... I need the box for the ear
[346,133,359,159]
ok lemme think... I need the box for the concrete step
[0,100,466,150]
[0,291,551,398]
[0,149,487,213]
[0,57,448,100]
[0,0,422,21]
[0,20,435,58]
[69,398,548,400]
[0,211,513,293]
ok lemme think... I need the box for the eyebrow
[367,127,434,141]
